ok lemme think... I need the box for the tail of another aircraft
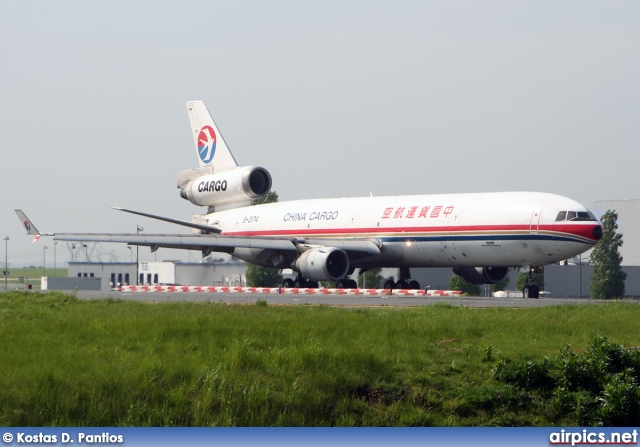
[186,101,238,172]
[15,210,48,243]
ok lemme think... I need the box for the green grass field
[0,291,639,426]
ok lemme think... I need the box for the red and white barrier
[117,285,462,297]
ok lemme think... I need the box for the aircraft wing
[52,233,382,256]
[70,208,382,255]
[20,207,381,260]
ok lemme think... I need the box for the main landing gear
[281,268,421,290]
[281,276,355,289]
[335,278,358,289]
[282,276,318,289]
[383,268,421,290]
[278,275,359,289]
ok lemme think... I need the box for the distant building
[65,260,248,291]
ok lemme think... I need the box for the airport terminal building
[55,260,248,291]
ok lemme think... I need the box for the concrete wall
[544,265,592,297]
[410,265,640,297]
[410,268,458,291]
[43,276,102,291]
[176,262,247,286]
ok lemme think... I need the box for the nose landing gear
[522,266,543,298]
[523,284,539,298]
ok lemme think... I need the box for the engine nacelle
[293,247,350,281]
[179,166,272,210]
[452,267,509,285]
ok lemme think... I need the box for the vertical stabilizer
[186,101,238,171]
[15,210,48,243]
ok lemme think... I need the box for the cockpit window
[575,211,598,221]
[555,210,598,222]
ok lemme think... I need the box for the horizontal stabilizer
[112,207,222,234]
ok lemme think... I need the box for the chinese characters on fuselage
[381,205,454,219]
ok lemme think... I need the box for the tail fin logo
[197,125,217,164]
[23,221,31,232]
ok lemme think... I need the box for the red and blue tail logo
[197,125,217,164]
[23,220,31,232]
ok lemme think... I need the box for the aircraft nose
[593,224,603,241]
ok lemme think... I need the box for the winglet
[15,210,52,243]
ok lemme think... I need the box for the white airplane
[17,101,603,297]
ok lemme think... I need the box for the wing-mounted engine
[293,247,350,281]
[178,165,272,212]
[452,267,509,285]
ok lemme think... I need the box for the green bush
[494,336,640,426]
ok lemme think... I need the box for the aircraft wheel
[282,278,294,288]
[336,279,348,288]
[307,281,319,289]
[396,279,409,289]
[347,279,357,289]
[293,278,307,288]
[383,279,396,289]
[530,285,540,298]
[408,280,420,290]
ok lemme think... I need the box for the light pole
[579,254,583,299]
[43,245,48,277]
[136,225,143,285]
[3,235,8,290]
[54,242,57,277]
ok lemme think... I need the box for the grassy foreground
[0,291,639,426]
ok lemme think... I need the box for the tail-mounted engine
[293,247,350,282]
[452,267,509,285]
[178,166,272,211]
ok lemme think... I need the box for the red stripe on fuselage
[538,224,599,241]
[222,223,601,242]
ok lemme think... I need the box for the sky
[1,1,639,268]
